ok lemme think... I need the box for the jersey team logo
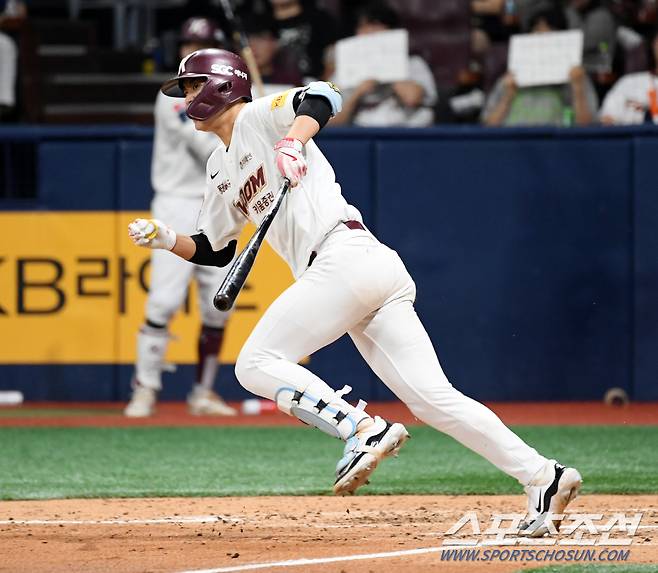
[234,165,266,217]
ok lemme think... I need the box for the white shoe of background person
[187,386,237,416]
[124,384,158,417]
[333,416,410,495]
[519,461,583,537]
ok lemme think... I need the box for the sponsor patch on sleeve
[270,90,290,110]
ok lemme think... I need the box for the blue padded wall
[375,137,632,400]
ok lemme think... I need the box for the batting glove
[274,138,307,187]
[128,218,176,250]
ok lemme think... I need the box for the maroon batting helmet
[161,49,252,121]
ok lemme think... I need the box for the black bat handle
[213,178,290,311]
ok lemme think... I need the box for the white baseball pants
[146,194,231,328]
[235,225,547,485]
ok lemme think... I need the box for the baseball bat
[213,178,290,311]
[217,0,265,98]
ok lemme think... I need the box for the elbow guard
[304,81,343,116]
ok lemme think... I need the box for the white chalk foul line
[175,541,658,573]
[1,517,653,529]
[0,515,242,525]
[176,546,444,573]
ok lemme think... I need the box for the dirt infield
[1,401,656,427]
[1,495,655,573]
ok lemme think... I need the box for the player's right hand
[274,137,307,187]
[128,218,176,250]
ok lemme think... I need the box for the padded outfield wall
[0,125,657,402]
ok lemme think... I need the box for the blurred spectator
[471,0,519,59]
[269,0,338,79]
[566,0,618,74]
[244,15,303,87]
[600,26,658,124]
[471,0,556,57]
[0,0,26,120]
[331,0,437,127]
[610,0,656,40]
[482,6,598,126]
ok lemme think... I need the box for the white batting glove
[128,218,176,250]
[274,138,307,187]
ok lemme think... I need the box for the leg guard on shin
[196,325,223,391]
[275,383,370,441]
[134,324,175,390]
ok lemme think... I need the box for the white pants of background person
[0,32,17,107]
[146,194,230,328]
[236,224,547,485]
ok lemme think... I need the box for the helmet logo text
[210,64,248,80]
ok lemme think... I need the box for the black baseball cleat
[519,462,582,537]
[333,416,409,495]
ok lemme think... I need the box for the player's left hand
[128,218,176,250]
[274,138,307,187]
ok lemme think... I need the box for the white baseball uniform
[199,88,549,485]
[147,91,233,327]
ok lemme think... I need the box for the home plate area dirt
[0,494,656,573]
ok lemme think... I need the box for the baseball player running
[128,48,582,537]
[124,20,236,418]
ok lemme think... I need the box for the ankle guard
[275,383,369,441]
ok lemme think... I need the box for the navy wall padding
[0,365,116,401]
[375,138,632,401]
[38,142,118,210]
[118,141,154,211]
[316,139,375,228]
[633,138,658,400]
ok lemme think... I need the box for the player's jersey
[151,91,219,198]
[197,87,363,278]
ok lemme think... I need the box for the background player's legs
[349,297,548,486]
[186,265,236,416]
[125,248,194,417]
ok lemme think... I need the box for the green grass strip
[0,425,656,500]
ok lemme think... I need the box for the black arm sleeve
[293,92,333,129]
[189,234,237,267]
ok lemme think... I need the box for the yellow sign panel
[0,212,293,364]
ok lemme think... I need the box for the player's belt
[307,220,366,267]
[343,220,365,231]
